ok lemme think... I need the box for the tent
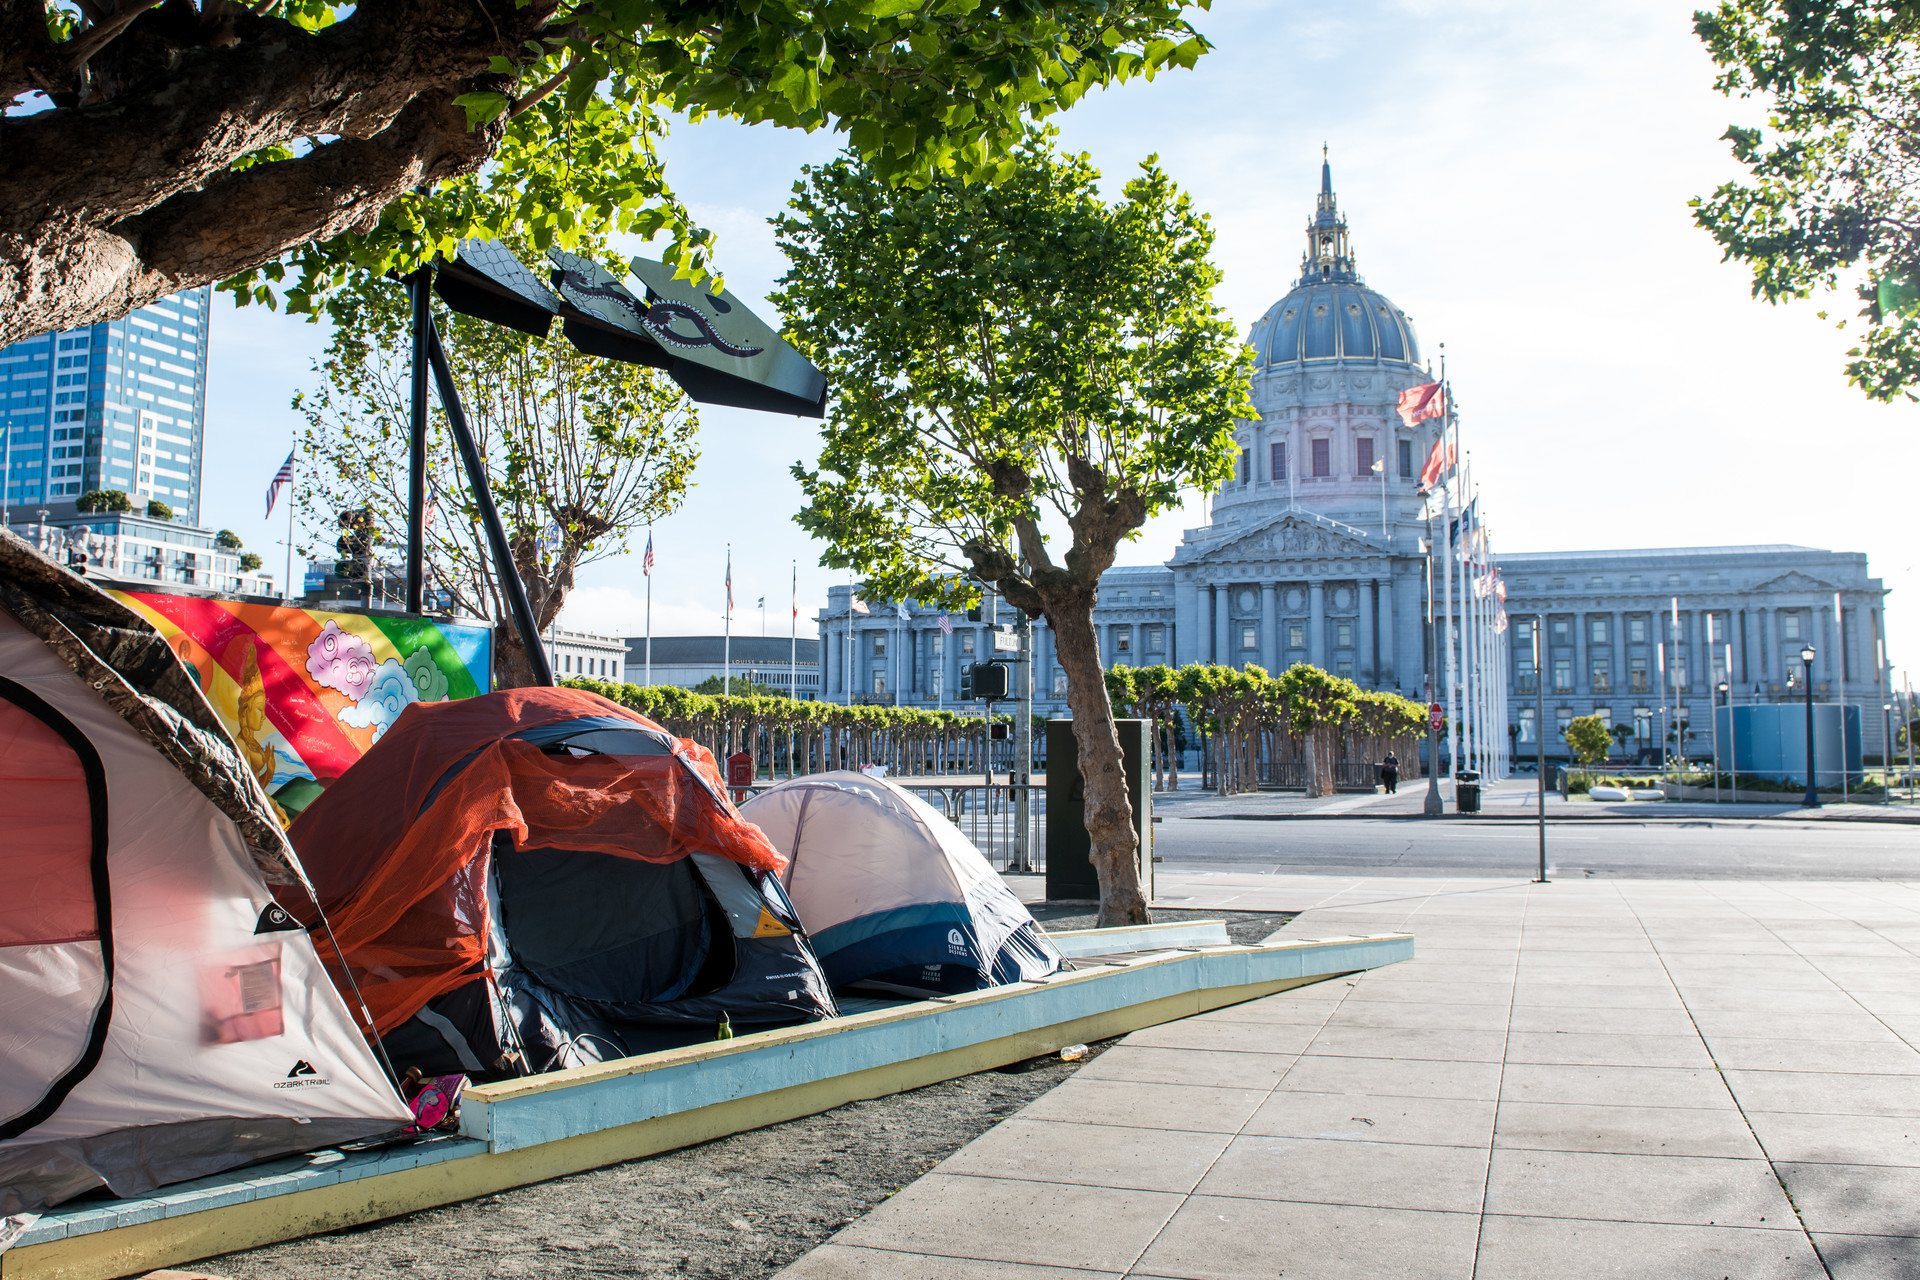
[738,772,1064,995]
[0,531,411,1217]
[286,689,837,1077]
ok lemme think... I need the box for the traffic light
[989,721,1011,741]
[972,660,1011,700]
[959,664,974,700]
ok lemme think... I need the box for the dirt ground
[203,908,1292,1280]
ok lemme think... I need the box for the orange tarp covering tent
[287,687,786,1034]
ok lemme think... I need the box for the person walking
[1381,751,1400,794]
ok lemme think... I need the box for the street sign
[992,628,1019,653]
[1429,702,1444,732]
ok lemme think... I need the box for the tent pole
[425,319,554,686]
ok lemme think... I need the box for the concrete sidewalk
[777,873,1920,1279]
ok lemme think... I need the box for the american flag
[938,612,953,635]
[642,531,654,577]
[725,555,733,613]
[265,451,293,518]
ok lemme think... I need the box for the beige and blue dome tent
[0,531,411,1217]
[739,772,1063,996]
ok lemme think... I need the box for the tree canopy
[773,132,1250,924]
[2,0,1216,346]
[1694,0,1920,399]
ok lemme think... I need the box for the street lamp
[1801,644,1819,808]
[1715,680,1730,804]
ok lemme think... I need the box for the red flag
[1396,382,1446,428]
[1417,435,1456,491]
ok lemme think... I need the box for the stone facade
[814,162,1895,758]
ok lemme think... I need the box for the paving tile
[1320,1000,1512,1032]
[1505,1031,1714,1069]
[1304,1025,1509,1063]
[1073,1045,1294,1090]
[1723,1069,1920,1118]
[1014,1077,1268,1135]
[1774,1162,1920,1238]
[831,1173,1181,1272]
[1493,1100,1763,1158]
[1484,1148,1796,1228]
[1504,1004,1701,1037]
[1243,1090,1495,1148]
[1499,1063,1735,1110]
[1675,985,1863,1013]
[1813,1232,1920,1279]
[1474,1215,1824,1279]
[1344,978,1518,1005]
[1744,1110,1920,1166]
[775,1246,1119,1280]
[1124,1018,1319,1055]
[1277,1054,1502,1101]
[1702,1035,1920,1074]
[936,1118,1230,1194]
[1682,1008,1903,1043]
[1193,1134,1490,1213]
[1511,982,1685,1010]
[1190,996,1339,1027]
[1131,1194,1479,1280]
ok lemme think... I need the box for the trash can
[1456,769,1481,814]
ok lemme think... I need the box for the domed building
[814,160,1896,766]
[1156,155,1440,688]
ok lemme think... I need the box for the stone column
[1198,585,1214,664]
[1260,582,1279,674]
[1308,579,1326,669]
[1378,573,1396,688]
[1820,602,1835,686]
[1216,586,1232,668]
[1574,609,1589,697]
[1174,577,1201,665]
[1358,580,1375,685]
[1759,606,1773,682]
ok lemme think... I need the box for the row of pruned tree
[560,659,1426,800]
[565,678,1013,780]
[1107,663,1430,799]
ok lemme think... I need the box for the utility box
[1046,719,1152,903]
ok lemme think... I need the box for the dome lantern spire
[1301,148,1356,285]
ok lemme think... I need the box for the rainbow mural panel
[112,591,492,821]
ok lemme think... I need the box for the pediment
[1198,512,1380,563]
[1752,570,1838,594]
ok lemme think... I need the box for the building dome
[1248,156,1421,370]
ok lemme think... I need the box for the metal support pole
[405,269,431,615]
[1012,609,1033,873]
[425,318,553,686]
[1423,515,1443,817]
[1535,613,1547,882]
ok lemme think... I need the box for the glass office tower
[1,286,212,525]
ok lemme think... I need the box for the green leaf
[451,91,511,129]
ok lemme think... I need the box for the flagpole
[1441,363,1459,787]
[790,560,798,701]
[284,451,295,602]
[1836,591,1848,801]
[644,530,653,687]
[724,543,732,698]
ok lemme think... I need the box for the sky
[200,0,1919,673]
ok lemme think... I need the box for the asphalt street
[1153,812,1920,879]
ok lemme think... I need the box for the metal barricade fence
[733,780,1046,873]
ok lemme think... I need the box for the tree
[1565,714,1612,767]
[296,240,698,686]
[1694,0,1920,399]
[145,498,172,520]
[691,675,792,699]
[1609,721,1635,762]
[214,528,243,550]
[238,552,263,572]
[1,0,1216,346]
[775,135,1251,926]
[74,489,132,513]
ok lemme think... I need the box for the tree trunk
[1048,607,1147,927]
